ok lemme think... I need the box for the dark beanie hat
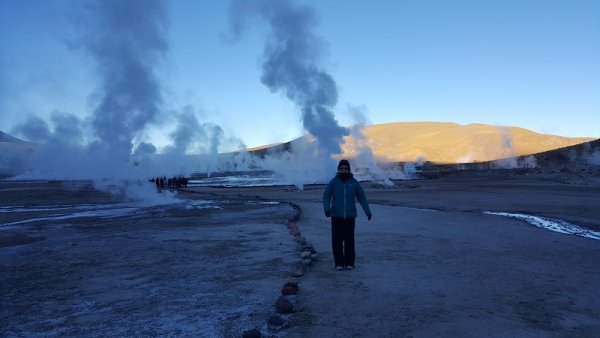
[338,159,351,170]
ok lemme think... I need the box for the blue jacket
[323,174,372,218]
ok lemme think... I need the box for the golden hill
[251,122,596,164]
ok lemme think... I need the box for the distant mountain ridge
[0,130,28,144]
[0,131,36,177]
[1,123,596,170]
[250,122,596,163]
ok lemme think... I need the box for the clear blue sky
[1,0,599,149]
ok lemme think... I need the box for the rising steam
[6,0,235,202]
[81,0,168,163]
[229,0,348,158]
[4,0,416,192]
[492,126,538,169]
[343,105,409,183]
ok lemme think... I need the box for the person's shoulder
[351,177,363,187]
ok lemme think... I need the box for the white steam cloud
[492,127,519,168]
[492,126,537,169]
[489,126,538,169]
[229,0,348,161]
[9,0,170,186]
[343,105,409,184]
[571,142,600,166]
[81,0,167,164]
[3,0,423,193]
[229,0,415,186]
[6,0,241,202]
[164,105,244,156]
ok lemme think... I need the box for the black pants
[331,217,356,267]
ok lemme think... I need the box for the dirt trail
[209,176,600,337]
[282,201,600,337]
[3,175,600,337]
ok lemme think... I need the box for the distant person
[323,159,372,271]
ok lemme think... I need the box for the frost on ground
[3,173,600,337]
[484,212,600,240]
[0,181,298,337]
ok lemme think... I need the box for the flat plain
[2,170,600,337]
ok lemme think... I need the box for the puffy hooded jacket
[323,174,372,218]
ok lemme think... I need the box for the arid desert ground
[2,170,600,337]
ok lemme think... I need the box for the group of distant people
[150,176,189,189]
[149,160,371,273]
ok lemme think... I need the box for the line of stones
[242,202,319,338]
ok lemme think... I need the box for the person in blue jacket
[323,159,372,271]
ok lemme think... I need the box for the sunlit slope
[250,122,594,163]
[342,122,594,163]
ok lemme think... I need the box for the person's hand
[367,214,372,221]
[325,210,331,217]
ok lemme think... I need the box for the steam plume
[343,105,409,183]
[229,0,348,157]
[81,0,168,163]
[13,116,52,143]
[492,126,538,169]
[492,126,519,168]
[166,105,243,156]
[7,0,177,202]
